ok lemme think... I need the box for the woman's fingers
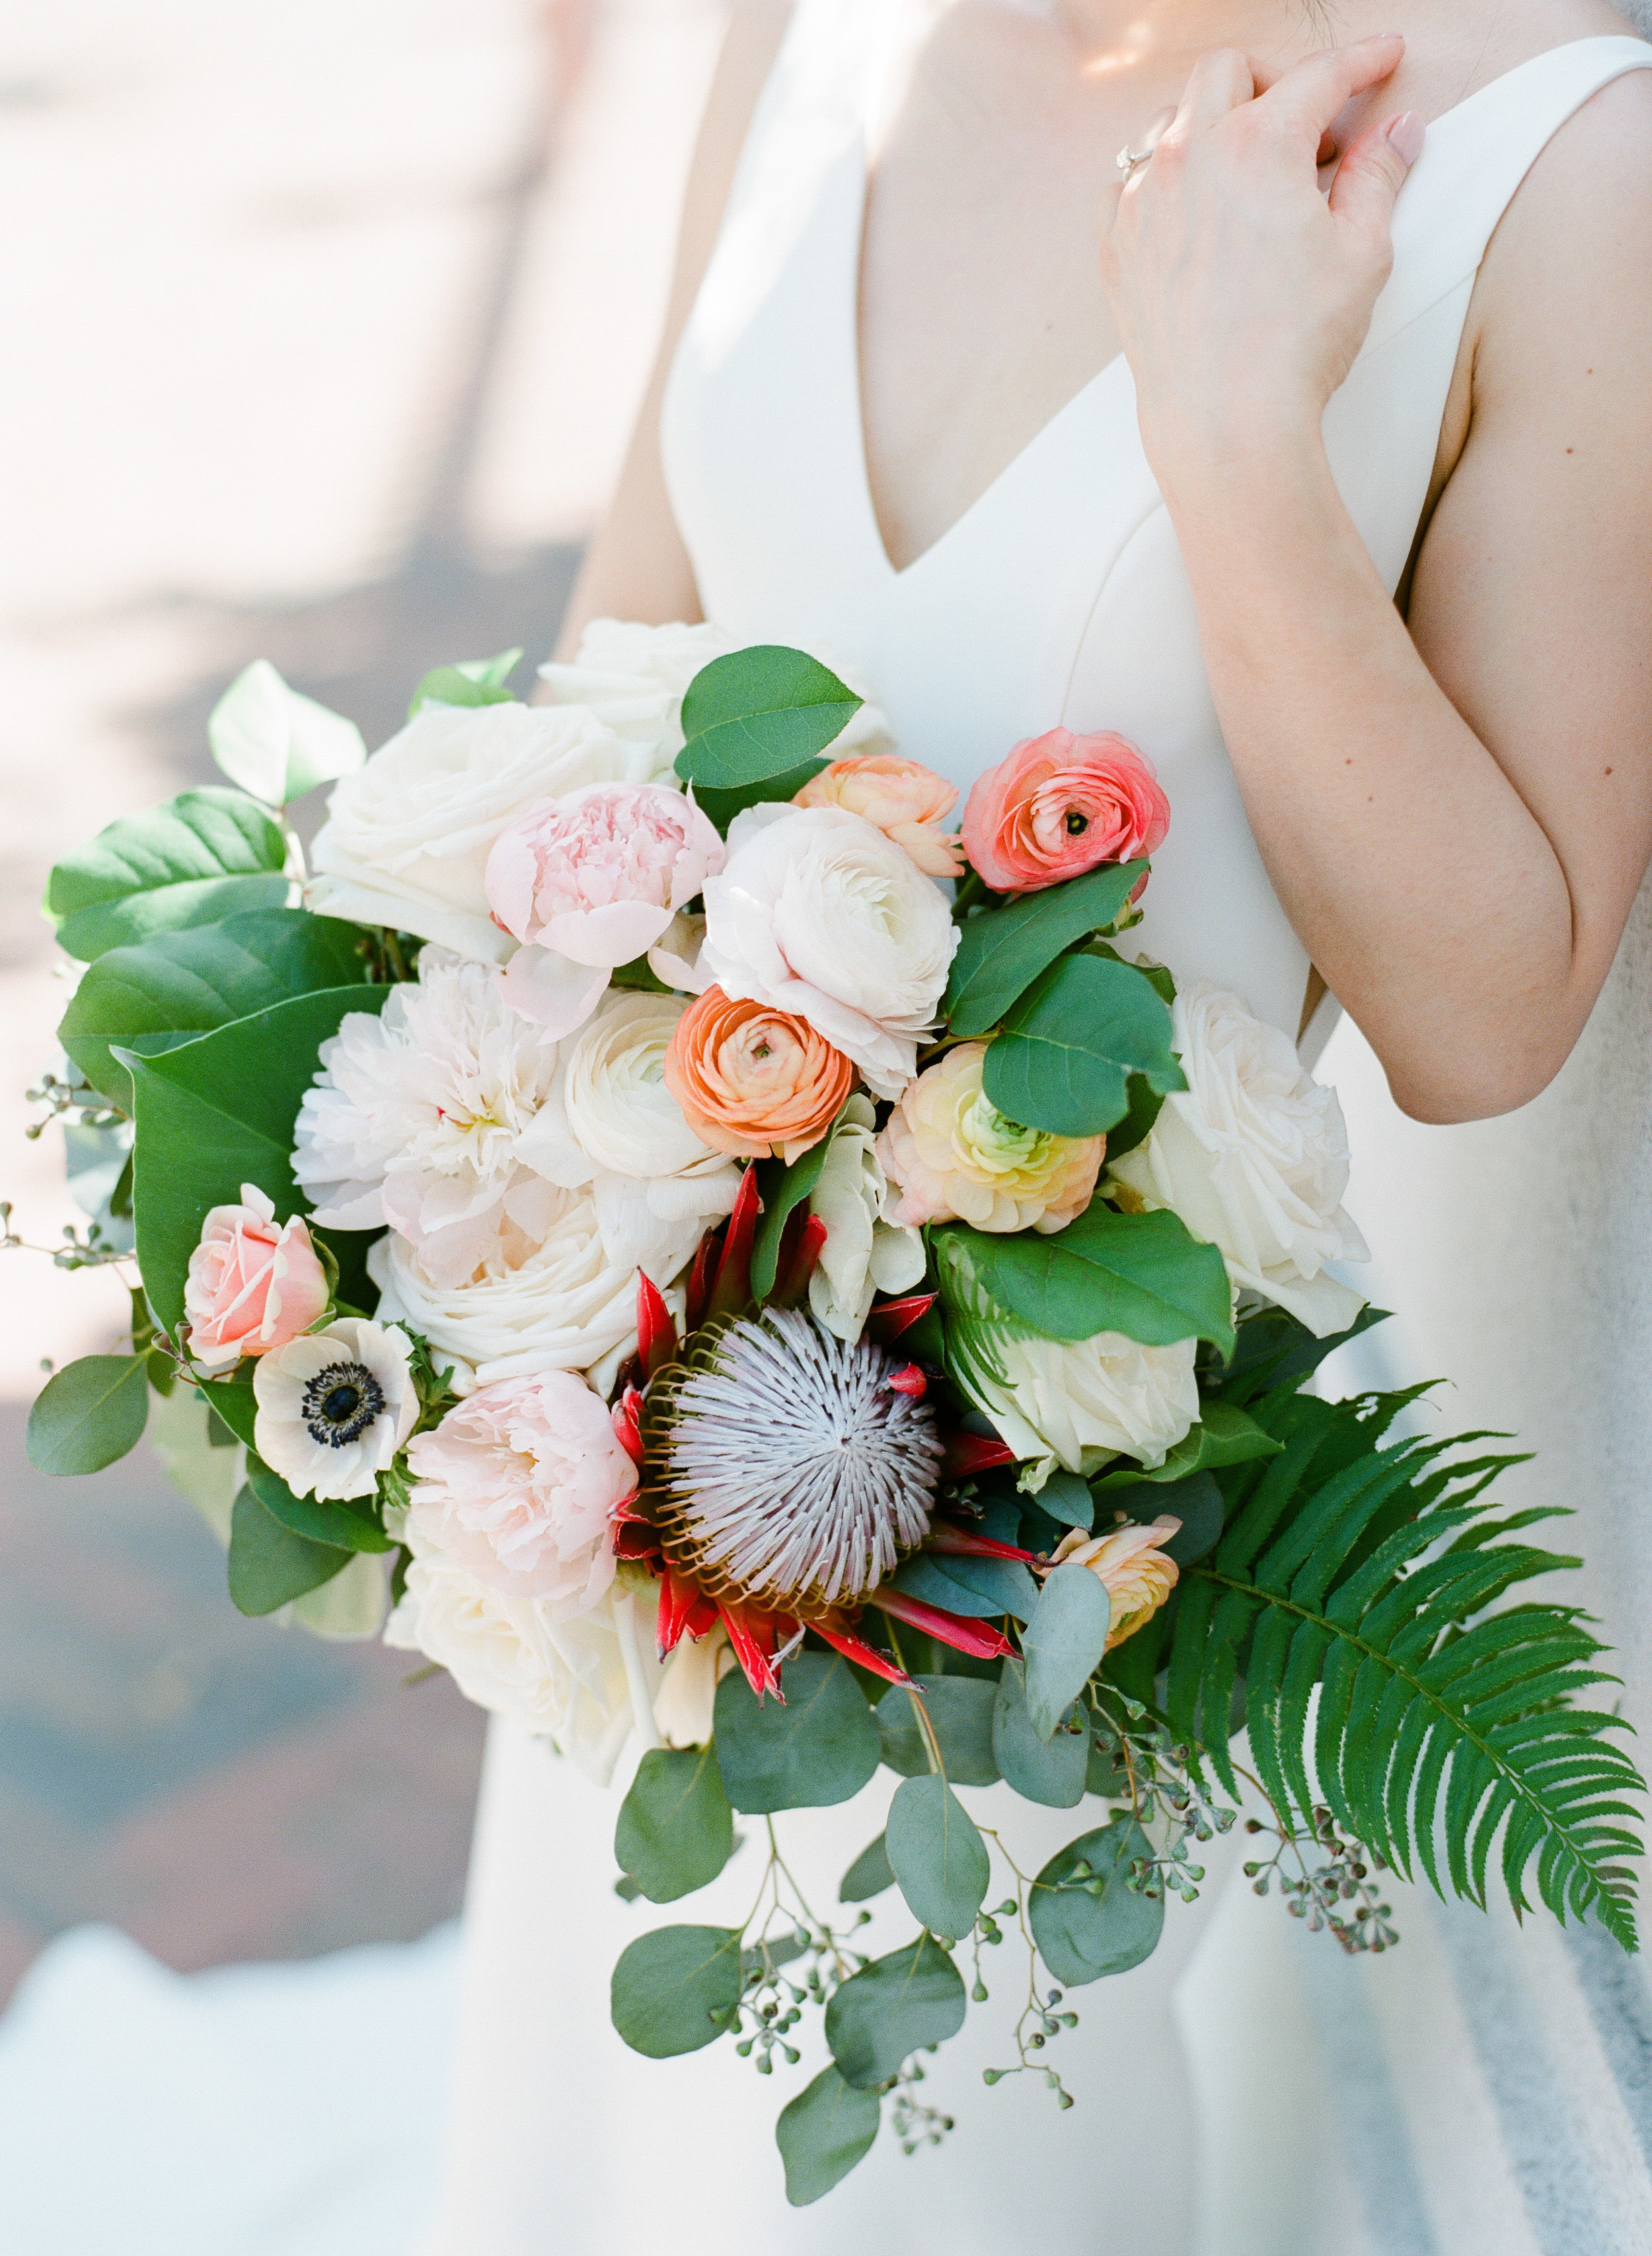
[1327,109,1425,229]
[1260,34,1406,142]
[1170,45,1265,133]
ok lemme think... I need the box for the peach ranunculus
[794,755,963,878]
[961,728,1170,894]
[1051,1515,1182,1649]
[485,780,725,970]
[876,1041,1104,1233]
[661,985,854,1164]
[184,1183,332,1372]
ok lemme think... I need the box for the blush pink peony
[961,728,1170,894]
[484,781,725,970]
[184,1184,331,1372]
[402,1369,638,1611]
[794,755,963,878]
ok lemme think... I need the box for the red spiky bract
[656,1568,718,1657]
[924,1521,1040,1565]
[720,1597,785,1701]
[866,1586,1016,1661]
[684,1231,720,1334]
[611,1386,646,1466]
[706,1166,762,1319]
[886,1363,926,1399]
[769,1212,829,1308]
[864,1292,936,1345]
[811,1622,913,1688]
[942,1430,1016,1480]
[635,1273,678,1380]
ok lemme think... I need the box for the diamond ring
[1116,143,1154,182]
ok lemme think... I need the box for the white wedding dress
[411,22,1652,2254]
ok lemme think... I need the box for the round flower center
[1065,808,1088,835]
[958,1091,1049,1172]
[301,1361,387,1448]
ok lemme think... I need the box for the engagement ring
[1116,142,1154,181]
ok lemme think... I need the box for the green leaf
[876,1676,1001,1785]
[938,1202,1234,1356]
[610,1924,743,2058]
[1104,1470,1225,1568]
[1035,1470,1094,1530]
[840,1832,897,1903]
[199,1375,258,1449]
[1022,1564,1112,1740]
[692,763,837,835]
[776,2065,882,2204]
[406,657,521,718]
[59,909,373,1105]
[1098,1072,1167,1164]
[120,983,392,1337]
[226,1481,351,1614]
[981,953,1183,1139]
[944,862,1148,1035]
[48,788,291,961]
[209,660,367,806]
[26,1355,149,1474]
[1099,1400,1283,1485]
[824,1936,967,2088]
[244,1454,393,1554]
[615,1745,736,1904]
[1217,1302,1390,1409]
[890,1552,1037,1624]
[713,1652,880,1813]
[1029,1821,1163,1984]
[751,1129,837,1299]
[676,646,862,794]
[885,1774,990,1940]
[991,1660,1088,1806]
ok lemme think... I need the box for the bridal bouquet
[22,626,1642,2202]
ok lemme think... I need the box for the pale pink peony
[961,728,1170,894]
[184,1184,331,1372]
[876,1042,1104,1233]
[1051,1516,1182,1649]
[794,755,963,878]
[402,1369,637,1612]
[484,781,725,970]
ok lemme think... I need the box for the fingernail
[1387,110,1425,164]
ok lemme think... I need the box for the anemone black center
[1065,809,1088,835]
[300,1360,385,1449]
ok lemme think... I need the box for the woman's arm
[550,1,792,659]
[1103,40,1652,1123]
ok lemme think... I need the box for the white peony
[305,700,656,959]
[696,803,957,1098]
[537,618,735,769]
[806,1094,926,1341]
[1108,982,1369,1337]
[252,1316,420,1501]
[383,1564,724,1782]
[514,991,741,1273]
[293,949,563,1286]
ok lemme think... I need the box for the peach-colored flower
[794,755,963,878]
[662,985,854,1164]
[184,1183,331,1372]
[961,728,1170,894]
[1051,1516,1181,1649]
[484,780,724,969]
[876,1042,1104,1233]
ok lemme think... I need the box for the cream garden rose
[536,617,735,768]
[1107,982,1369,1336]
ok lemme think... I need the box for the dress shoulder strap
[1369,34,1652,354]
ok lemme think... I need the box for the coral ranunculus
[961,728,1170,893]
[661,985,854,1164]
[794,755,963,878]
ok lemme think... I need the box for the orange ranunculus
[662,987,854,1164]
[961,728,1170,894]
[794,755,963,878]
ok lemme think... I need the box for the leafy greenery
[675,646,860,807]
[776,2066,882,2205]
[944,861,1148,1035]
[713,1653,880,1813]
[824,1936,967,2089]
[1098,1399,1282,1486]
[934,1202,1234,1358]
[1022,1563,1113,1741]
[839,1832,897,1903]
[26,1355,149,1474]
[226,1480,351,1614]
[610,1925,744,2058]
[890,1550,1037,1624]
[1029,1821,1163,1984]
[981,952,1184,1139]
[1104,1470,1226,1567]
[750,1128,837,1298]
[615,1745,736,1904]
[244,1454,393,1554]
[991,1661,1088,1807]
[877,1676,1000,1784]
[886,1774,990,1939]
[407,648,523,718]
[47,788,291,961]
[209,660,366,806]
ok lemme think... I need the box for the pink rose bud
[960,728,1170,894]
[184,1184,331,1372]
[794,755,963,878]
[484,781,726,971]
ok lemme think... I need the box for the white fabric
[418,21,1652,2252]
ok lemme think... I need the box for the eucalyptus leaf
[824,1936,967,2089]
[890,1552,1036,1624]
[610,1925,743,2058]
[25,1355,149,1475]
[936,1203,1234,1355]
[48,788,291,961]
[981,952,1183,1139]
[991,1660,1088,1806]
[876,1676,1000,1785]
[776,2065,882,2205]
[1022,1564,1112,1741]
[713,1652,879,1813]
[244,1454,393,1554]
[226,1481,351,1615]
[209,659,366,806]
[840,1832,897,1904]
[615,1745,735,1904]
[885,1774,990,1940]
[1032,1470,1093,1530]
[1029,1821,1163,1984]
[944,862,1148,1035]
[676,646,861,793]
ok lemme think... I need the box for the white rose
[696,804,957,1098]
[1108,982,1369,1337]
[806,1094,927,1341]
[536,618,735,770]
[514,991,742,1273]
[305,700,654,959]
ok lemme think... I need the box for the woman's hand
[1100,37,1424,490]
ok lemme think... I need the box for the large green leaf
[935,1204,1234,1356]
[877,1675,1001,1784]
[610,1925,743,2058]
[776,2065,882,2205]
[885,1774,990,1940]
[1022,1564,1113,1741]
[750,1129,837,1299]
[226,1480,351,1614]
[209,660,366,806]
[48,788,291,961]
[713,1652,880,1813]
[120,983,392,1337]
[991,1660,1088,1807]
[59,909,373,1104]
[615,1745,736,1903]
[890,1551,1039,1624]
[244,1454,393,1554]
[824,1936,966,2088]
[26,1355,149,1474]
[981,952,1183,1139]
[944,863,1148,1035]
[676,646,861,794]
[1029,1821,1163,1984]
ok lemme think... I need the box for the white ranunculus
[293,948,563,1285]
[1108,982,1369,1337]
[806,1094,926,1341]
[305,700,654,959]
[383,1563,723,1781]
[513,991,741,1273]
[252,1316,420,1501]
[696,804,957,1098]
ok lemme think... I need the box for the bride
[414,2,1652,2249]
